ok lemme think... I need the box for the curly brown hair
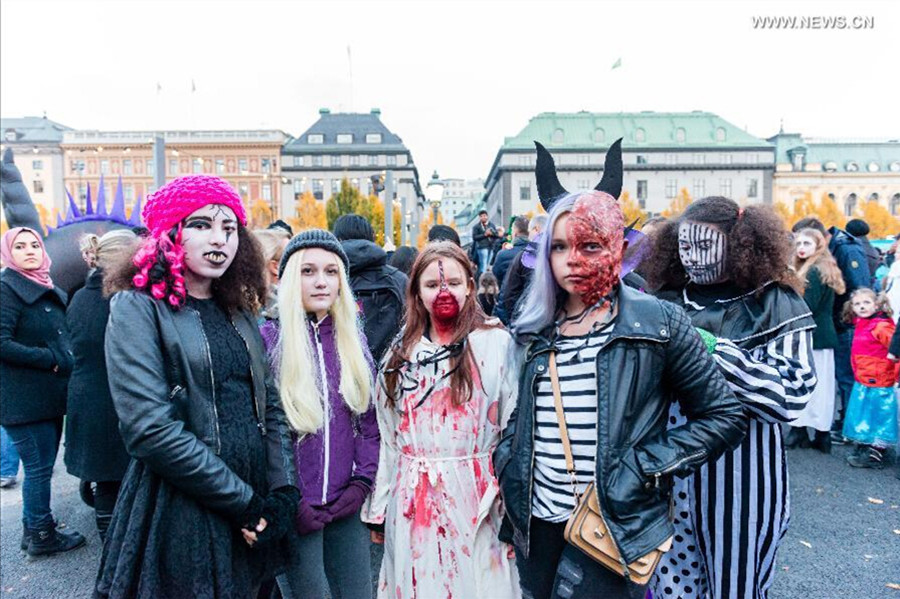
[104,224,267,313]
[383,242,502,408]
[643,196,801,294]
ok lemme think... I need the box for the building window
[634,128,646,143]
[336,133,353,144]
[261,158,271,173]
[262,183,272,201]
[719,178,732,197]
[594,128,606,143]
[637,180,648,200]
[665,179,677,198]
[216,159,225,174]
[867,161,880,172]
[793,154,805,171]
[169,159,178,175]
[331,180,340,195]
[747,179,758,198]
[238,183,249,198]
[193,159,203,174]
[312,155,323,167]
[748,153,760,165]
[824,161,837,172]
[666,154,676,165]
[891,194,900,216]
[551,129,564,144]
[519,183,531,201]
[350,178,359,190]
[32,160,43,170]
[33,180,44,194]
[293,156,302,167]
[308,134,324,144]
[100,159,110,174]
[694,153,705,165]
[844,193,857,216]
[124,184,134,202]
[636,155,648,165]
[387,155,397,166]
[122,159,132,175]
[675,128,686,143]
[349,155,359,166]
[577,180,590,190]
[577,154,590,166]
[716,127,726,142]
[368,155,378,166]
[519,155,533,166]
[693,179,706,198]
[77,183,87,203]
[366,133,382,144]
[147,160,154,177]
[239,158,249,172]
[721,154,733,165]
[292,179,303,196]
[70,159,85,174]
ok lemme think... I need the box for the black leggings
[515,517,647,599]
[93,480,122,538]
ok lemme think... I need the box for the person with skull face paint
[96,175,299,599]
[494,141,746,599]
[363,242,520,599]
[646,197,818,599]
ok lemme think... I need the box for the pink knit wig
[132,175,247,308]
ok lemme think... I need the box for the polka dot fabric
[143,175,247,237]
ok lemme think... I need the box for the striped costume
[652,282,816,599]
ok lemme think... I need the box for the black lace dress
[96,297,274,599]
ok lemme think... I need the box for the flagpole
[347,45,354,112]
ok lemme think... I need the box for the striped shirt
[532,323,613,522]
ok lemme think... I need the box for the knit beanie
[142,175,247,237]
[279,229,350,279]
[845,219,870,237]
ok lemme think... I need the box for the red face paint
[431,260,460,338]
[565,192,624,307]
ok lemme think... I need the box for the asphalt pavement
[1,443,897,598]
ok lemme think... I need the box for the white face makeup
[678,221,727,285]
[181,204,239,284]
[795,234,816,260]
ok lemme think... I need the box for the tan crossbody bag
[548,352,673,585]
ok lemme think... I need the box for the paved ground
[1,443,898,598]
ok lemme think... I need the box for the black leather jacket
[104,291,297,519]
[493,285,747,564]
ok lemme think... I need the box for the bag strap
[549,353,579,488]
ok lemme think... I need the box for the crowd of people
[0,137,898,599]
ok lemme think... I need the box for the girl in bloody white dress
[363,242,520,599]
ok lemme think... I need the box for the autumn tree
[619,190,647,228]
[416,209,444,249]
[855,199,900,238]
[289,191,327,232]
[249,198,274,229]
[661,188,692,218]
[325,179,362,230]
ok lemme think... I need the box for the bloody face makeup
[419,258,469,340]
[181,204,239,284]
[678,221,727,285]
[550,192,625,307]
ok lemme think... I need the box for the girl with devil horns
[493,141,746,599]
[97,175,299,599]
[363,241,520,599]
[645,197,818,599]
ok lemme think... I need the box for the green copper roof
[501,111,769,150]
[768,132,900,172]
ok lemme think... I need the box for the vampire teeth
[204,251,228,265]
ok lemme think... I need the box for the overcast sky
[2,0,897,182]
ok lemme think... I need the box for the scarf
[1,227,54,289]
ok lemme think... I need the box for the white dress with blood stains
[363,327,521,599]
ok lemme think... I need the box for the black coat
[0,269,72,426]
[64,269,130,482]
[492,236,528,290]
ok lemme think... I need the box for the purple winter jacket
[260,315,379,506]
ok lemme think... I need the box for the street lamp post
[425,170,444,229]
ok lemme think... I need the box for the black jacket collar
[1,268,66,305]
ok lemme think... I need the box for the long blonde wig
[792,228,846,296]
[276,249,373,434]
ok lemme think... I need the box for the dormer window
[366,133,382,144]
[594,128,606,143]
[889,161,900,172]
[715,127,726,142]
[635,128,646,143]
[308,134,324,144]
[824,161,837,172]
[675,128,686,143]
[867,161,879,172]
[846,161,859,172]
[4,129,16,142]
[552,129,564,145]
[336,133,353,144]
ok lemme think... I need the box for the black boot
[21,519,66,551]
[26,523,86,557]
[785,427,809,449]
[847,445,887,470]
[810,430,832,454]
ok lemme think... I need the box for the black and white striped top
[532,323,613,522]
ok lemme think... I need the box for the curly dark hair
[643,196,801,294]
[105,224,267,313]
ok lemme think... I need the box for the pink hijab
[1,227,54,289]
